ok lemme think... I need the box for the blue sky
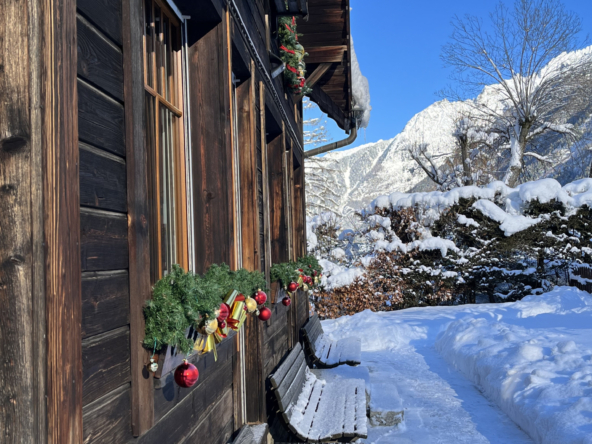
[304,0,592,153]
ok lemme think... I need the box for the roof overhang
[298,0,352,131]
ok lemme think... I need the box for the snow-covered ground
[320,286,592,443]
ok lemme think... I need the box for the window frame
[143,0,189,280]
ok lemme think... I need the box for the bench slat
[276,350,306,399]
[233,425,254,444]
[270,343,302,389]
[343,383,357,437]
[276,357,307,412]
[285,376,324,440]
[308,315,322,344]
[354,380,368,438]
[309,379,347,440]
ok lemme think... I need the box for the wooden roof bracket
[293,62,332,103]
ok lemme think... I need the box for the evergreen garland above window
[278,16,312,94]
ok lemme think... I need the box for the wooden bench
[231,424,268,444]
[269,343,367,443]
[302,314,361,368]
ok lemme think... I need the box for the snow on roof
[350,37,371,129]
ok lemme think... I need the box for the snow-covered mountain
[306,46,592,216]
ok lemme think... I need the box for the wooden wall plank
[43,0,84,440]
[77,15,124,101]
[182,389,234,444]
[268,134,288,264]
[292,163,306,258]
[0,0,47,440]
[81,270,129,339]
[153,334,235,422]
[239,65,258,271]
[82,383,132,444]
[79,143,127,212]
[243,314,265,423]
[78,80,126,157]
[189,22,234,274]
[140,362,234,444]
[80,208,129,271]
[82,326,131,405]
[77,0,123,45]
[121,0,154,434]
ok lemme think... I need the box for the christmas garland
[278,16,312,94]
[143,264,269,354]
[270,255,323,293]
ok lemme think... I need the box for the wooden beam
[306,63,333,88]
[41,0,84,441]
[122,0,154,436]
[304,46,346,64]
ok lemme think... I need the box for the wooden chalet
[0,0,355,442]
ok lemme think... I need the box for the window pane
[155,5,163,95]
[145,93,159,282]
[160,106,177,275]
[144,0,154,88]
[163,15,170,102]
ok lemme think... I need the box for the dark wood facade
[0,0,353,442]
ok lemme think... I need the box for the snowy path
[362,345,532,443]
[321,287,592,444]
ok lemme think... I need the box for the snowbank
[321,286,592,443]
[368,178,592,236]
[435,287,592,444]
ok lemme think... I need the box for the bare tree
[303,98,332,147]
[441,0,592,187]
[303,98,342,215]
[407,113,502,190]
[305,156,342,215]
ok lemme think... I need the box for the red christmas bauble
[217,303,229,322]
[298,268,303,272]
[254,290,267,305]
[313,270,318,276]
[174,360,199,388]
[282,296,291,306]
[218,320,226,329]
[287,282,299,292]
[258,307,272,321]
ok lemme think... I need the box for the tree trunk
[504,121,532,187]
[460,135,473,186]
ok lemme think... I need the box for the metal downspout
[304,125,358,158]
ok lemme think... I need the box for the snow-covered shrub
[309,178,592,318]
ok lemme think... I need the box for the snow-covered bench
[231,424,268,444]
[269,343,368,442]
[302,314,361,368]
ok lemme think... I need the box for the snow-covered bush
[309,178,592,318]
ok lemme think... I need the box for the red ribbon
[286,64,299,74]
[280,45,295,54]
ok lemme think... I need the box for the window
[144,0,188,281]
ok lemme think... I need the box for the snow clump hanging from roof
[350,37,371,129]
